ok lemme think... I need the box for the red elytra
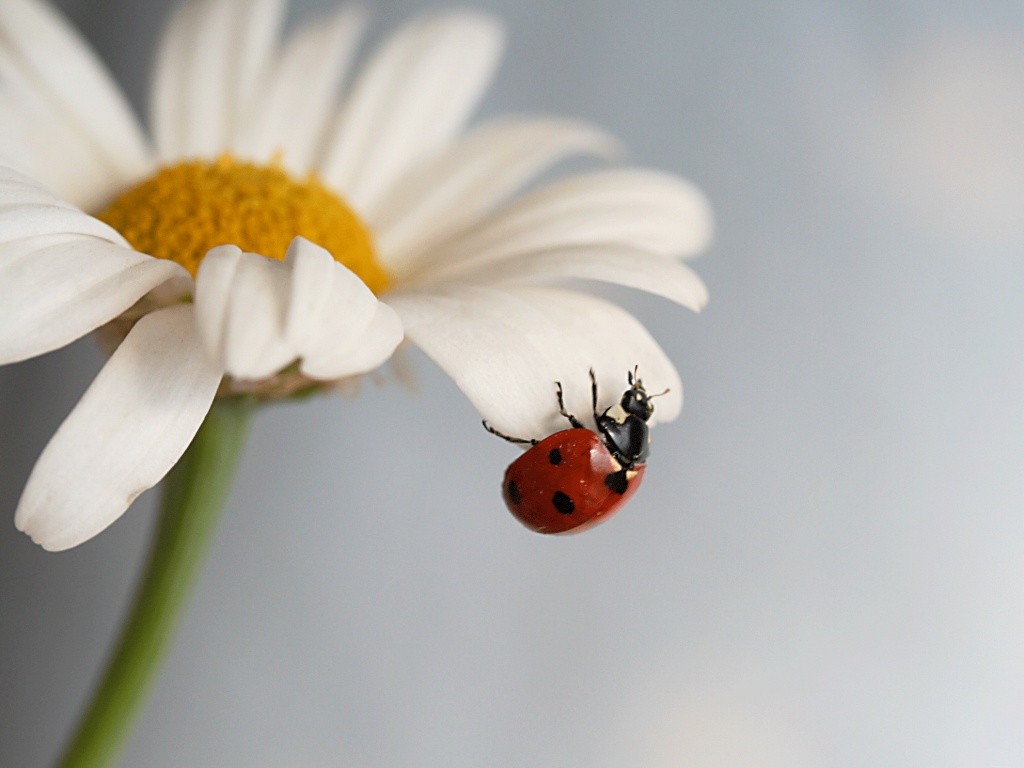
[502,429,646,535]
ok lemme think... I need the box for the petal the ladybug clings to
[484,368,667,534]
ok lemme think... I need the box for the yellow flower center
[98,155,388,293]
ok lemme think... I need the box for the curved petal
[409,169,714,281]
[234,5,367,172]
[320,10,505,213]
[151,0,286,160]
[0,234,188,364]
[192,243,243,363]
[284,238,403,379]
[0,162,130,250]
[0,0,154,208]
[195,240,402,382]
[15,304,223,551]
[0,165,185,363]
[194,245,293,380]
[303,302,403,380]
[424,244,709,313]
[0,203,125,242]
[370,116,621,275]
[388,284,682,439]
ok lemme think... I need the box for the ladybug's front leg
[555,382,586,430]
[590,368,617,426]
[589,367,601,422]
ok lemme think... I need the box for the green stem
[57,397,255,768]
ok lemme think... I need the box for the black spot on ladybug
[604,470,629,495]
[548,448,562,465]
[507,480,521,505]
[552,491,575,515]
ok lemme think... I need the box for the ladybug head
[622,367,668,422]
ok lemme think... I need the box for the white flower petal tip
[413,168,715,283]
[417,244,710,314]
[194,239,402,384]
[671,176,715,257]
[389,284,682,440]
[550,168,715,258]
[14,305,223,552]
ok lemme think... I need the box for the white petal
[302,302,403,380]
[283,238,403,379]
[388,284,682,439]
[0,166,185,362]
[149,0,200,158]
[0,162,130,242]
[283,239,375,352]
[0,0,154,208]
[430,244,709,313]
[230,0,285,133]
[151,0,286,160]
[235,5,367,173]
[0,204,122,242]
[370,116,621,275]
[219,255,293,379]
[0,161,93,212]
[15,304,223,551]
[0,55,113,210]
[196,240,402,382]
[320,11,505,213]
[194,245,293,380]
[0,234,187,364]
[409,169,714,281]
[192,243,243,363]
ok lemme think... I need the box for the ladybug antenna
[648,388,670,399]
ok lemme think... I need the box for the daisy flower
[0,0,712,551]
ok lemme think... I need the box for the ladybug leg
[482,420,538,445]
[555,382,586,430]
[590,367,616,424]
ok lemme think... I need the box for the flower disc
[99,155,388,293]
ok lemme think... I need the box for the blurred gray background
[3,0,1024,766]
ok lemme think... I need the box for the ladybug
[484,368,664,534]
